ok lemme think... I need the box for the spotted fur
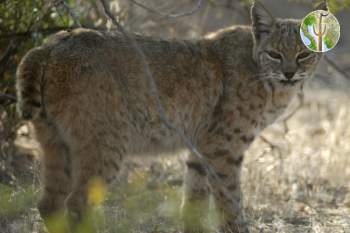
[16,1,325,232]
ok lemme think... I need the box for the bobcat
[16,1,326,232]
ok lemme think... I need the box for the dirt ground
[1,72,350,233]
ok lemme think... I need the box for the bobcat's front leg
[207,150,247,233]
[182,157,211,233]
[199,132,250,233]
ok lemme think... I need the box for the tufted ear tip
[251,0,265,10]
[314,1,329,11]
[251,0,275,42]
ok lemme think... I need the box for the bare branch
[0,1,54,91]
[61,0,82,27]
[29,1,54,32]
[260,135,283,156]
[53,0,81,27]
[282,89,305,134]
[0,26,79,39]
[129,0,204,18]
[0,93,17,107]
[0,40,21,78]
[0,94,17,102]
[284,91,304,122]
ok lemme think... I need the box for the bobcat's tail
[16,47,50,120]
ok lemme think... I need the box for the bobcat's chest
[229,80,299,142]
[261,83,299,127]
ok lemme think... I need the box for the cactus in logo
[300,10,340,52]
[313,11,329,51]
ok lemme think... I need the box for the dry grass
[1,76,350,233]
[244,82,350,233]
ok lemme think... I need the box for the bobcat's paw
[220,220,249,233]
[38,194,65,220]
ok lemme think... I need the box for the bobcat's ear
[251,0,275,42]
[314,1,328,11]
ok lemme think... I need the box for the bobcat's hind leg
[33,119,72,221]
[64,122,127,231]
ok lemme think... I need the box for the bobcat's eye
[297,52,314,61]
[266,51,283,60]
[297,52,312,61]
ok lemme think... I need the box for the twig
[0,94,17,102]
[0,93,17,107]
[0,1,52,91]
[0,26,87,39]
[0,40,16,65]
[324,55,350,80]
[129,0,204,18]
[260,135,282,152]
[29,1,53,33]
[260,135,287,177]
[61,0,82,27]
[53,0,82,27]
[282,89,305,134]
[0,40,20,78]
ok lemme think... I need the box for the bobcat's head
[251,1,326,86]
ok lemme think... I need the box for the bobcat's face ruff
[251,1,323,87]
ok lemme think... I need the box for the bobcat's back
[17,28,229,154]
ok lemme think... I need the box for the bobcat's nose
[284,72,295,80]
